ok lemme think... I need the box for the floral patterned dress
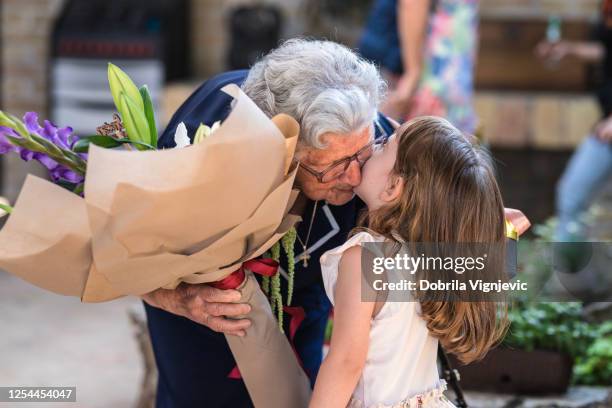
[406,0,480,133]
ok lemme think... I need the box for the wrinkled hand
[594,116,612,143]
[142,283,252,336]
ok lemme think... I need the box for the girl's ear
[380,174,403,203]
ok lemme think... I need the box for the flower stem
[0,203,13,214]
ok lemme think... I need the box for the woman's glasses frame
[295,121,392,184]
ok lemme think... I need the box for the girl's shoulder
[320,230,386,305]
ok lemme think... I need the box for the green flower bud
[108,63,144,115]
[120,93,150,149]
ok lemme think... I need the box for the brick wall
[1,0,65,116]
[1,0,65,201]
[476,0,603,148]
[475,93,600,148]
[0,0,603,119]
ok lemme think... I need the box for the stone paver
[464,387,612,408]
[0,271,142,408]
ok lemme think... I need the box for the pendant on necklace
[300,252,311,267]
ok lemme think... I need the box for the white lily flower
[174,122,191,148]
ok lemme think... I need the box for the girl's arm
[309,246,375,408]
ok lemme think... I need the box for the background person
[537,0,612,241]
[358,0,480,133]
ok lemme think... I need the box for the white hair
[241,39,386,149]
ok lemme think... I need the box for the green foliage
[503,215,612,385]
[281,227,297,305]
[507,217,612,385]
[139,85,157,147]
[504,301,594,357]
[72,135,155,153]
[263,227,299,332]
[504,294,612,385]
[573,321,612,385]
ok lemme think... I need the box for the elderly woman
[142,39,394,408]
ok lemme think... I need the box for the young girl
[309,116,508,408]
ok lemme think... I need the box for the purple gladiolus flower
[0,126,18,154]
[19,148,35,161]
[11,112,85,184]
[24,112,43,134]
[50,167,84,184]
[25,112,79,148]
[41,119,73,150]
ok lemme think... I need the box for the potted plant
[449,219,612,395]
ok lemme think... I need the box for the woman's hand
[142,283,252,336]
[381,72,421,120]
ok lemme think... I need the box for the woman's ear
[380,174,403,203]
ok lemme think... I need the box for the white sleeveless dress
[320,231,457,408]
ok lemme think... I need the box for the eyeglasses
[296,134,390,183]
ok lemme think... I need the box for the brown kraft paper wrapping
[0,84,310,407]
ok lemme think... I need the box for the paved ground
[464,387,612,408]
[0,272,143,408]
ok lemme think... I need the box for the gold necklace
[296,200,318,267]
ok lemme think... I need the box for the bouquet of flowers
[0,64,310,408]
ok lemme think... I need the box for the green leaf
[8,114,30,139]
[108,63,143,114]
[4,133,85,174]
[72,135,123,152]
[0,111,17,129]
[114,138,155,150]
[3,133,40,150]
[72,183,84,196]
[0,203,12,214]
[56,179,80,191]
[139,85,157,147]
[120,93,150,149]
[72,135,155,153]
[29,132,65,157]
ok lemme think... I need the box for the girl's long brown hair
[354,116,508,364]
